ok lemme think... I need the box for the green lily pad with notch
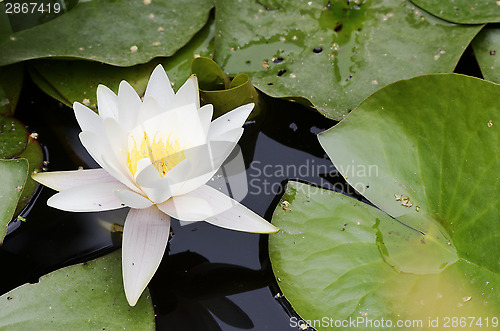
[0,250,155,330]
[13,136,43,217]
[0,116,43,242]
[472,27,500,84]
[214,0,482,120]
[0,0,213,67]
[27,17,215,111]
[0,115,28,159]
[0,63,24,116]
[0,158,28,244]
[269,74,499,328]
[191,57,261,119]
[270,182,499,330]
[410,0,500,24]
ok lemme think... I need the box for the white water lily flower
[33,65,279,306]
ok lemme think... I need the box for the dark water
[0,77,343,331]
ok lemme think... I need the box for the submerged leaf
[13,137,43,216]
[0,158,28,244]
[0,115,28,159]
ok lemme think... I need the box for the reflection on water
[151,251,273,330]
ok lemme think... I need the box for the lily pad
[0,115,28,159]
[214,0,482,120]
[0,63,23,116]
[472,27,500,84]
[0,116,43,241]
[270,182,499,329]
[191,57,261,118]
[410,0,500,24]
[0,0,213,66]
[0,158,28,244]
[27,17,215,111]
[0,250,155,330]
[269,74,499,327]
[13,136,44,216]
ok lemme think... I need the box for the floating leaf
[27,17,215,110]
[0,63,23,116]
[0,0,213,66]
[214,0,482,120]
[270,182,499,329]
[410,0,500,24]
[0,158,28,244]
[0,115,28,159]
[270,74,499,327]
[0,250,155,330]
[191,57,261,118]
[472,27,500,84]
[0,117,43,240]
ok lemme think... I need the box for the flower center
[126,131,186,177]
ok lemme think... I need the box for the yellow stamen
[125,131,185,177]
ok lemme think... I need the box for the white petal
[172,133,242,196]
[137,96,162,124]
[207,103,253,140]
[144,65,174,112]
[47,182,129,212]
[170,75,199,110]
[101,118,132,185]
[135,158,161,182]
[122,206,170,306]
[210,127,244,144]
[134,159,173,204]
[79,131,140,193]
[102,117,128,160]
[141,181,173,204]
[198,104,213,138]
[137,103,206,148]
[157,185,236,221]
[97,84,119,120]
[79,130,110,167]
[73,102,104,134]
[206,202,279,233]
[32,168,118,191]
[114,189,153,209]
[137,158,193,198]
[117,80,141,132]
